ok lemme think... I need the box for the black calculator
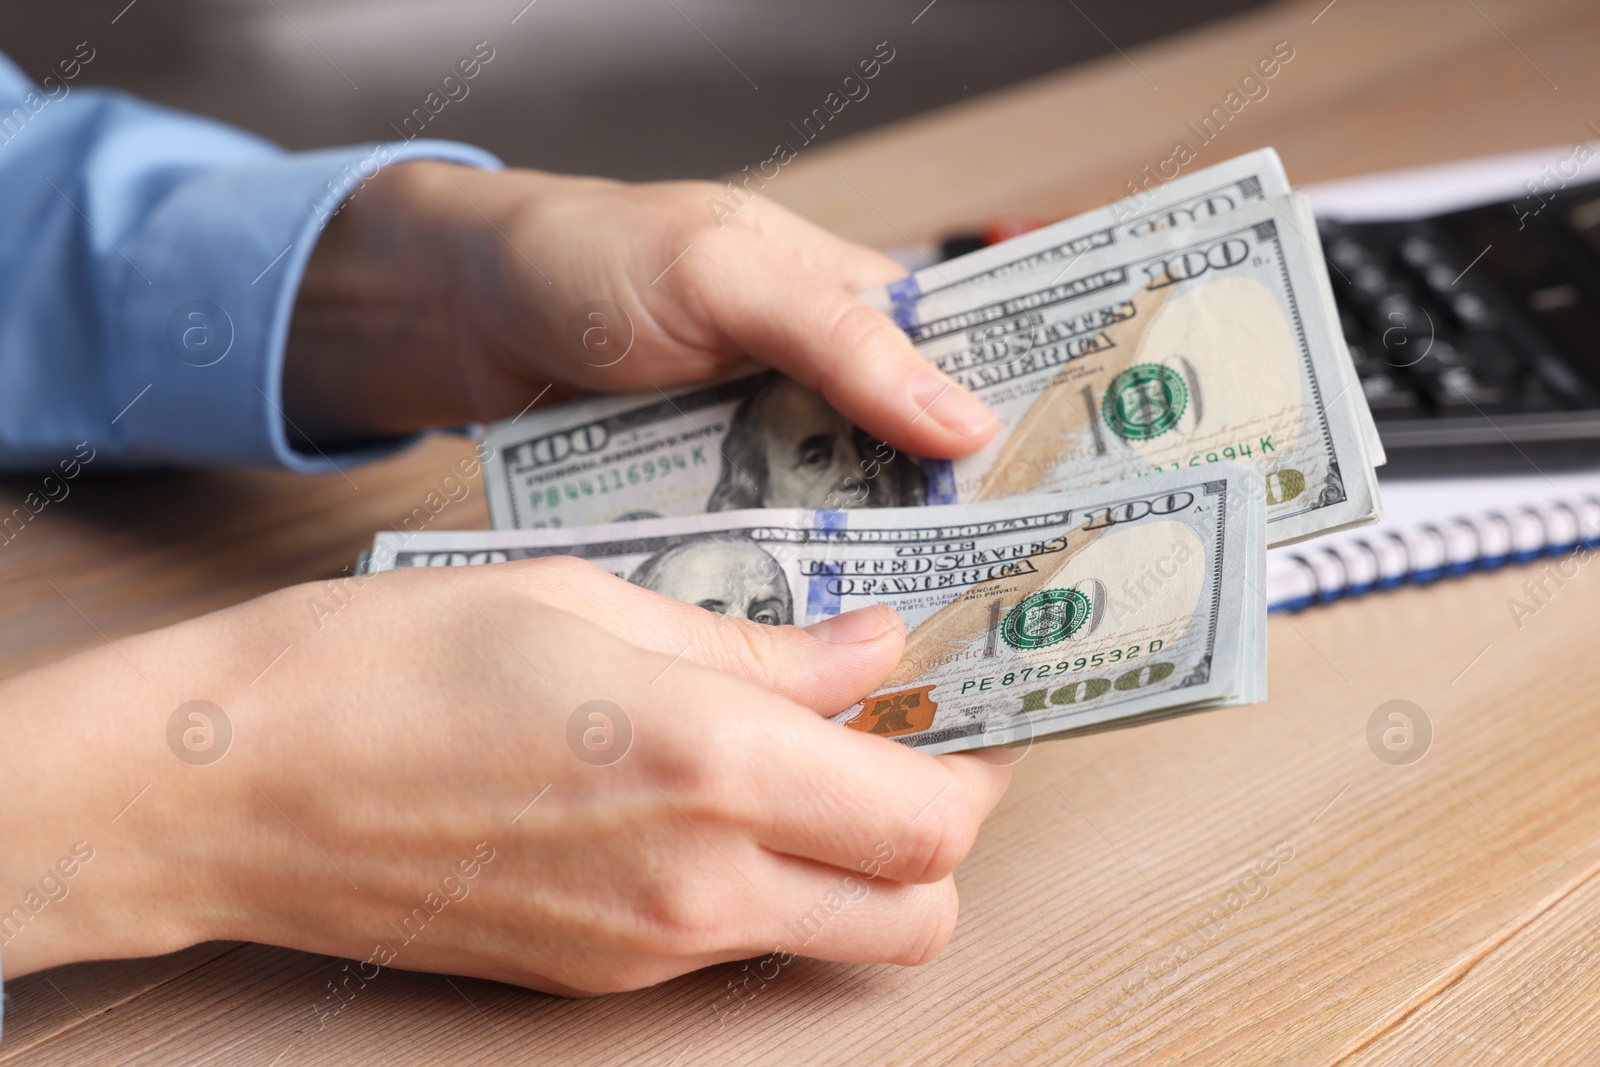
[1318,175,1600,474]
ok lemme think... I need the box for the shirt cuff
[111,140,502,473]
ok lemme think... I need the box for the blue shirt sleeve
[0,51,502,473]
[0,51,504,1034]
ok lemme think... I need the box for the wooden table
[4,0,1600,1061]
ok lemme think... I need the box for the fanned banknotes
[858,147,1292,311]
[481,151,1382,546]
[361,467,1267,756]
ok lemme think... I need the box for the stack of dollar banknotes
[357,149,1384,756]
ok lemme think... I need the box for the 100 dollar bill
[482,188,1378,545]
[363,467,1266,755]
[883,188,1383,471]
[892,193,1380,543]
[859,146,1290,311]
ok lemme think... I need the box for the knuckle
[664,181,733,234]
[672,234,728,292]
[499,554,612,609]
[651,752,716,809]
[715,619,787,691]
[667,179,726,210]
[521,556,627,604]
[633,880,733,958]
[651,730,751,827]
[828,298,896,353]
[814,301,900,397]
[612,181,731,258]
[900,798,978,884]
[896,883,959,966]
[685,221,758,276]
[681,178,759,224]
[523,553,601,587]
[901,818,952,885]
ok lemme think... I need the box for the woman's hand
[283,162,997,457]
[0,558,1010,994]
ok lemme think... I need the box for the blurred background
[1,0,1269,181]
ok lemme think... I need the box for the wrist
[0,642,210,976]
[285,162,628,443]
[0,593,312,976]
[283,161,492,445]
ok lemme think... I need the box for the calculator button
[1351,264,1391,299]
[1376,294,1430,333]
[1420,339,1468,368]
[1400,235,1444,268]
[1451,292,1497,329]
[1361,373,1423,414]
[1328,238,1372,270]
[1423,263,1458,293]
[1420,367,1504,411]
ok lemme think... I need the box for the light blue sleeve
[0,49,505,1037]
[0,51,502,473]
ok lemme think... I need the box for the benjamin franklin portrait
[706,376,927,511]
[629,537,794,625]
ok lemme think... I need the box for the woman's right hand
[0,556,1011,996]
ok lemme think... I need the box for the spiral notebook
[1266,470,1600,612]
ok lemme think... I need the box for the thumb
[509,557,907,713]
[676,227,998,459]
[698,603,909,715]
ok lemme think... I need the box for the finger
[759,867,959,967]
[567,867,960,995]
[723,859,961,969]
[810,237,912,293]
[505,556,906,715]
[679,230,997,458]
[738,199,910,292]
[491,570,1011,885]
[750,715,1014,885]
[937,752,1014,830]
[651,657,1008,885]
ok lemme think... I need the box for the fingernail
[909,372,996,438]
[804,606,904,644]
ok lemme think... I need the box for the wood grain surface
[4,0,1600,1061]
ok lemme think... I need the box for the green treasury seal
[1001,588,1094,651]
[1101,363,1188,442]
